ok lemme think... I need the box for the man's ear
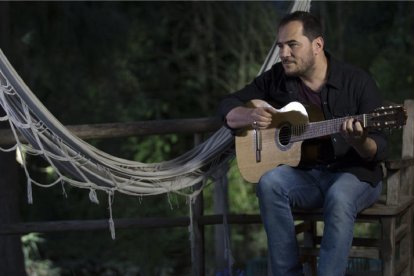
[313,36,324,54]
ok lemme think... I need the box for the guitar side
[235,100,310,183]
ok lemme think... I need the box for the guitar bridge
[254,128,262,162]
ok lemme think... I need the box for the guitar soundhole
[278,124,292,146]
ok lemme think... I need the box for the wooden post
[385,170,401,206]
[380,217,396,276]
[213,162,230,274]
[401,100,414,195]
[191,133,205,276]
[400,207,412,276]
[191,187,205,276]
[400,99,414,276]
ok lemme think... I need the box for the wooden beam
[0,217,191,235]
[385,158,414,170]
[0,117,222,145]
[0,214,263,235]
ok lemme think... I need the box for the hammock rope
[0,1,311,244]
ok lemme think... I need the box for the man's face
[277,21,316,77]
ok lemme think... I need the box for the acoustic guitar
[235,99,407,183]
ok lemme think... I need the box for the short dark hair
[278,11,323,41]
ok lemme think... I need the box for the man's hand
[340,118,366,144]
[226,106,275,129]
[340,118,377,159]
[249,106,275,129]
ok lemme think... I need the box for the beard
[282,50,316,77]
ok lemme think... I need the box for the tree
[0,2,26,275]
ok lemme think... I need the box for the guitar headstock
[366,105,407,130]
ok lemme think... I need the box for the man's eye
[289,43,298,47]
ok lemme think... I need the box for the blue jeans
[256,165,382,276]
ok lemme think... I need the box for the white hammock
[0,2,311,202]
[0,1,311,248]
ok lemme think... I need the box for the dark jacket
[219,54,387,185]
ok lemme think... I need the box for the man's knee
[256,172,276,199]
[256,167,288,199]
[324,174,361,216]
[325,189,355,211]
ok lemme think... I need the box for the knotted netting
[0,1,311,243]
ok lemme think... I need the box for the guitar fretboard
[291,114,366,141]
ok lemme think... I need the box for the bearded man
[219,11,387,276]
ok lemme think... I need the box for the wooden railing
[0,116,236,276]
[0,117,222,145]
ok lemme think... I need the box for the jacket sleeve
[357,71,388,162]
[218,64,282,123]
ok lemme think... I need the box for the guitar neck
[294,114,365,141]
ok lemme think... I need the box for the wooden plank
[199,214,262,225]
[310,236,379,248]
[401,100,414,197]
[191,190,205,276]
[345,272,381,276]
[401,99,414,276]
[380,217,396,276]
[299,247,380,259]
[0,117,222,145]
[402,100,414,160]
[292,196,414,218]
[213,163,229,274]
[349,248,380,259]
[299,220,317,275]
[349,237,380,248]
[399,207,413,276]
[385,170,400,205]
[0,214,264,235]
[396,257,410,276]
[386,158,414,170]
[395,223,408,243]
[191,134,205,276]
[0,217,191,235]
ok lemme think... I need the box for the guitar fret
[292,115,364,141]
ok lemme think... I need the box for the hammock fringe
[0,0,310,271]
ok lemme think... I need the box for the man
[219,11,387,276]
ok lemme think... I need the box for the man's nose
[279,45,290,59]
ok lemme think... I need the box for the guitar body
[236,100,311,183]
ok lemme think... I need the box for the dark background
[0,1,412,275]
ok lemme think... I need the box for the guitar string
[275,109,400,143]
[280,115,365,142]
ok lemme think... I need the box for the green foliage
[126,135,179,163]
[227,161,259,214]
[22,233,61,275]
